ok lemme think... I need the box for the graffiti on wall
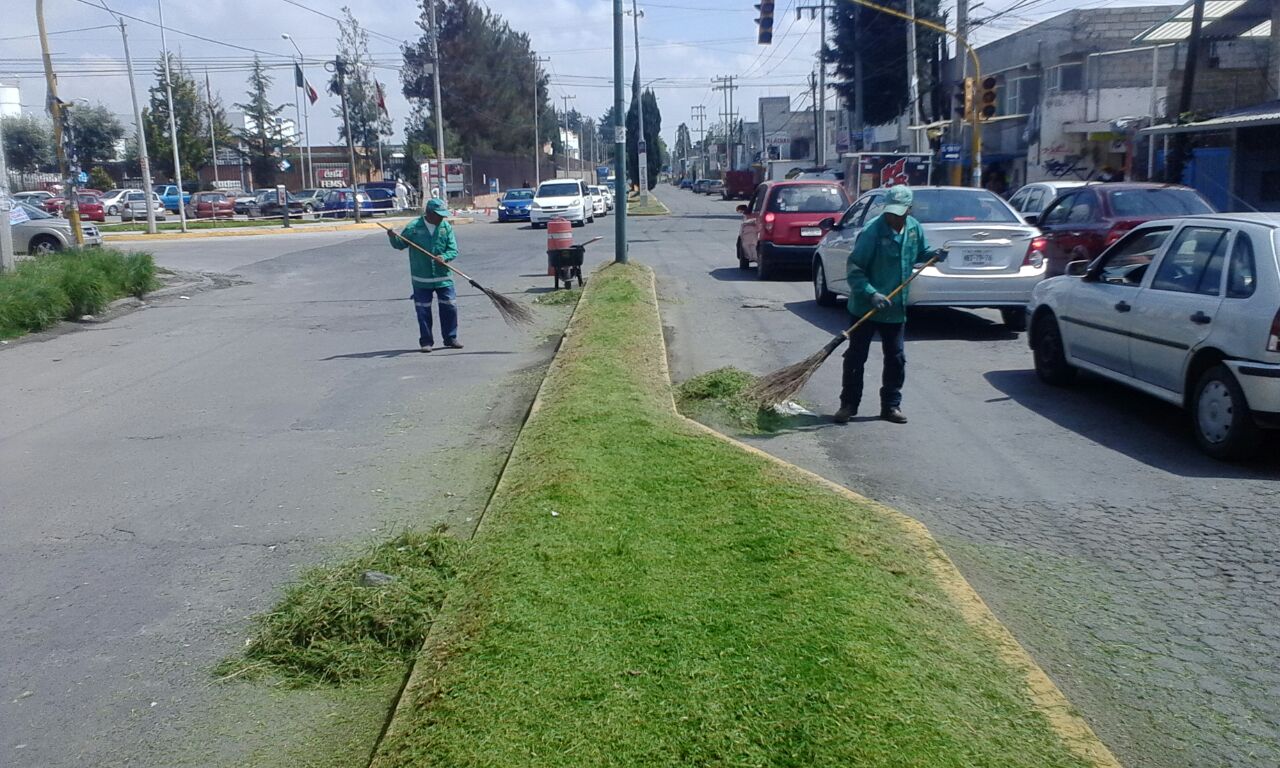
[1039,142,1092,180]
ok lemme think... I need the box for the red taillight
[1104,220,1140,247]
[763,212,776,233]
[1023,236,1048,268]
[1268,309,1280,353]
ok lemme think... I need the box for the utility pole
[613,0,627,263]
[428,0,447,202]
[796,2,832,166]
[204,69,220,188]
[809,72,820,163]
[37,0,84,246]
[561,95,577,176]
[1169,0,1206,183]
[103,2,156,234]
[712,76,738,170]
[905,0,921,152]
[328,58,362,222]
[157,0,188,233]
[629,0,649,203]
[691,104,707,179]
[0,116,14,271]
[533,54,551,186]
[950,0,967,185]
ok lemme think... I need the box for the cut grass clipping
[0,247,157,338]
[534,288,581,306]
[218,530,463,687]
[676,366,790,433]
[371,263,1098,768]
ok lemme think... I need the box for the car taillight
[1268,308,1280,353]
[1023,236,1047,268]
[763,212,776,234]
[1104,220,1141,247]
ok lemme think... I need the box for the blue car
[319,188,375,218]
[496,188,534,222]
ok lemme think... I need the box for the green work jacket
[846,214,929,324]
[389,216,458,289]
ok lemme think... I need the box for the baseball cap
[883,185,914,216]
[425,198,451,217]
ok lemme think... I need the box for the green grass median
[0,247,157,339]
[370,262,1104,768]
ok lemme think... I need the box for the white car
[1006,180,1095,221]
[1028,213,1280,459]
[530,179,592,228]
[812,186,1046,330]
[587,185,608,217]
[119,190,167,221]
[100,188,134,217]
[601,185,615,211]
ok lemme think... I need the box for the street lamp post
[157,0,188,232]
[100,1,157,234]
[282,33,314,188]
[627,2,648,204]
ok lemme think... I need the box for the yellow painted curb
[102,216,474,242]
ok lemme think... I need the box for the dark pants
[412,284,458,347]
[840,320,906,411]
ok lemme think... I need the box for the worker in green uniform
[388,198,462,353]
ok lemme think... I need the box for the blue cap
[883,185,914,216]
[425,198,450,217]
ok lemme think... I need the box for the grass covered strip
[0,247,157,338]
[372,263,1098,768]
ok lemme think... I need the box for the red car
[44,189,104,217]
[189,191,235,219]
[1032,182,1214,276]
[76,194,106,222]
[736,180,852,280]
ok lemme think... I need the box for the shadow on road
[321,349,424,359]
[709,267,758,282]
[985,368,1280,478]
[783,302,1021,342]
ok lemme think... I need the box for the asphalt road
[639,188,1280,768]
[0,218,607,765]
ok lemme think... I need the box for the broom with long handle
[378,222,536,327]
[746,249,946,407]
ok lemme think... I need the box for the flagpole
[283,34,314,188]
[206,69,220,188]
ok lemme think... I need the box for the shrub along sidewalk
[0,247,157,339]
[370,263,1114,768]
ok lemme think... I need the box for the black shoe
[833,405,856,424]
[880,407,908,424]
[444,340,464,349]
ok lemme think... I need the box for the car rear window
[538,183,581,198]
[909,189,1021,223]
[504,190,534,200]
[767,185,846,213]
[1106,188,1213,217]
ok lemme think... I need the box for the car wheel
[755,246,774,280]
[107,205,119,216]
[1192,365,1263,460]
[1032,316,1077,386]
[736,239,750,270]
[1000,307,1028,332]
[814,259,838,306]
[29,235,62,255]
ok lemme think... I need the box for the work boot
[880,407,908,424]
[420,345,433,353]
[833,405,856,424]
[444,339,464,349]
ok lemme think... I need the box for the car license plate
[960,249,993,266]
[801,227,822,237]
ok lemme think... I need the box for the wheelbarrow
[546,236,602,290]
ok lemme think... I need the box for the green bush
[0,247,159,338]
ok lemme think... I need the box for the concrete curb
[103,216,475,242]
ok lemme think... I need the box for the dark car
[736,180,851,279]
[365,187,396,212]
[1033,183,1215,276]
[679,178,694,190]
[249,190,306,218]
[189,191,235,219]
[320,188,374,218]
[497,188,534,222]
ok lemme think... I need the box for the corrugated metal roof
[1174,0,1245,19]
[1141,108,1280,135]
[1135,0,1273,42]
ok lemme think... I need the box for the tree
[597,106,618,164]
[88,166,114,191]
[827,0,942,127]
[625,88,661,190]
[674,122,692,173]
[68,104,124,170]
[2,115,53,180]
[403,0,553,159]
[331,7,391,180]
[143,53,213,181]
[235,56,287,188]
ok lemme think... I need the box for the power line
[0,24,117,42]
[67,0,293,58]
[275,0,410,47]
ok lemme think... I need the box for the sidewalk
[367,262,1119,768]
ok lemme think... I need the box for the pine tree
[625,89,661,190]
[826,0,942,127]
[235,56,287,189]
[331,7,390,181]
[143,53,213,181]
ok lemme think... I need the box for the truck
[152,184,192,213]
[764,159,809,182]
[721,169,758,200]
[840,153,933,199]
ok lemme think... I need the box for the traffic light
[756,1,775,44]
[953,77,973,120]
[978,76,998,120]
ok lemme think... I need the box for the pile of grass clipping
[676,366,786,433]
[534,288,581,306]
[219,530,463,687]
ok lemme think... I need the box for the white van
[530,179,592,228]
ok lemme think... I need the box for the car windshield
[18,202,53,220]
[504,190,534,200]
[538,183,581,198]
[908,189,1021,223]
[767,185,846,213]
[300,189,318,197]
[1106,188,1213,217]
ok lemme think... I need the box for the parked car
[703,179,725,196]
[812,186,1045,329]
[497,188,534,222]
[188,191,235,219]
[1007,180,1093,220]
[153,184,192,213]
[1034,182,1214,276]
[244,189,306,218]
[12,202,103,253]
[295,188,326,213]
[14,190,55,208]
[319,188,374,218]
[737,180,852,280]
[120,191,167,222]
[679,178,695,190]
[100,188,134,217]
[587,185,608,218]
[530,178,592,228]
[364,187,397,213]
[233,190,263,216]
[1028,213,1280,459]
[76,194,106,222]
[603,186,615,211]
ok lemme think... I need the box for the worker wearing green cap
[388,198,461,352]
[836,184,940,425]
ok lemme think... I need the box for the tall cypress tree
[235,56,286,188]
[826,0,942,127]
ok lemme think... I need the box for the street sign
[279,159,291,172]
[941,143,962,161]
[488,178,499,194]
[614,126,626,144]
[77,171,88,184]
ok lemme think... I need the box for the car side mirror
[819,217,836,231]
[736,204,748,214]
[1023,213,1039,226]
[1065,260,1089,278]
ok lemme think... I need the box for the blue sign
[488,178,499,194]
[941,143,962,161]
[77,171,89,184]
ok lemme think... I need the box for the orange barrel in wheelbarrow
[547,218,573,275]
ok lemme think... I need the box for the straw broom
[378,222,536,327]
[746,251,944,407]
